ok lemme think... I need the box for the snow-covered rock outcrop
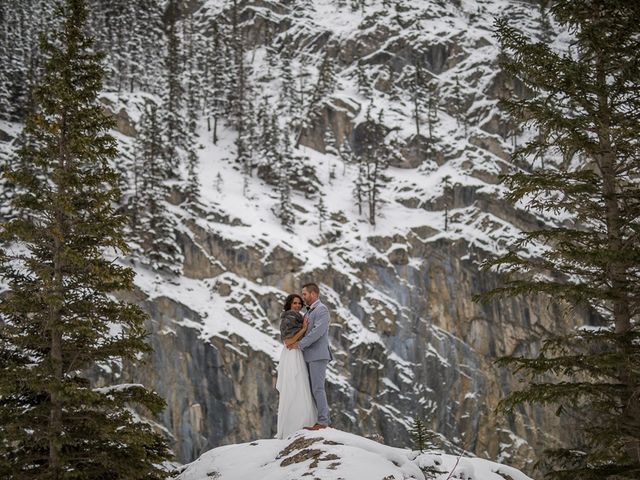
[173,429,532,480]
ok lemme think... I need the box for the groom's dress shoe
[304,423,328,430]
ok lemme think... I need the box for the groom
[288,282,332,430]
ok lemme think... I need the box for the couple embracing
[276,282,332,438]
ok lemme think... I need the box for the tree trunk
[49,115,68,479]
[414,96,421,161]
[596,61,630,335]
[596,54,638,465]
[369,158,378,225]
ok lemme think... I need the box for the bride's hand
[303,318,309,329]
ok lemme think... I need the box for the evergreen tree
[214,171,223,193]
[89,0,165,96]
[356,60,371,96]
[410,417,438,453]
[339,139,354,175]
[442,175,452,231]
[324,126,339,182]
[229,0,252,168]
[135,102,183,274]
[354,154,366,216]
[162,0,187,178]
[410,59,428,161]
[316,192,328,232]
[426,80,440,158]
[0,1,171,477]
[478,2,640,479]
[354,104,389,225]
[184,140,200,206]
[386,63,401,103]
[137,0,167,95]
[256,108,282,184]
[368,113,389,226]
[278,52,295,115]
[295,49,337,148]
[276,135,295,231]
[292,55,312,140]
[409,416,442,478]
[184,15,201,207]
[451,74,467,134]
[203,20,227,145]
[311,49,337,117]
[0,0,54,122]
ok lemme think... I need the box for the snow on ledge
[173,428,532,480]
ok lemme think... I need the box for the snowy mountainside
[173,428,533,480]
[0,0,582,474]
[116,0,573,470]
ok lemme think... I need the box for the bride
[276,293,317,439]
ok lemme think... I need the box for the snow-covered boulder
[173,428,532,480]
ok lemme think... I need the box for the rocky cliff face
[118,0,580,472]
[0,0,584,474]
[117,213,577,469]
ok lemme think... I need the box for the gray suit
[298,300,332,425]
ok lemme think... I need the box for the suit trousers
[307,359,330,425]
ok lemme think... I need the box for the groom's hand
[287,342,300,350]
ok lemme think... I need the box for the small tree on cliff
[410,417,439,453]
[410,417,442,479]
[0,0,171,477]
[477,2,640,479]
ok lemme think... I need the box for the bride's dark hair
[283,293,303,311]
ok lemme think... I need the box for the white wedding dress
[276,346,317,439]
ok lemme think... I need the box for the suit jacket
[298,300,332,362]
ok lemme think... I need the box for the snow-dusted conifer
[229,0,253,168]
[354,155,366,216]
[324,126,339,182]
[0,1,171,476]
[442,175,451,231]
[386,63,401,102]
[279,52,295,115]
[162,0,187,178]
[316,192,328,232]
[184,15,202,206]
[0,1,53,122]
[215,171,223,193]
[356,61,371,96]
[184,146,200,205]
[203,21,227,144]
[324,127,339,156]
[426,80,440,157]
[313,49,337,111]
[276,135,296,231]
[259,110,282,182]
[479,3,640,478]
[410,418,438,453]
[339,139,355,175]
[296,49,337,148]
[451,74,467,134]
[409,59,429,161]
[134,102,183,274]
[355,103,389,225]
[293,56,312,139]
